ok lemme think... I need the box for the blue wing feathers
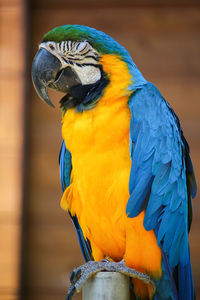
[127,82,196,299]
[59,141,67,192]
[59,140,92,262]
[178,250,195,300]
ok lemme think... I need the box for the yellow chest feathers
[62,54,133,154]
[61,54,133,221]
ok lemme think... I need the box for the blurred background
[0,0,200,299]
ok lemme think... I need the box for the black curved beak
[31,48,81,107]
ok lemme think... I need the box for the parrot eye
[40,41,57,53]
[49,43,55,50]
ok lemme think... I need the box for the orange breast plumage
[60,54,162,299]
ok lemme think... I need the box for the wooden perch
[82,271,130,300]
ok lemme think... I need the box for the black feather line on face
[60,68,109,112]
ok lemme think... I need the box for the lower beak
[31,48,81,107]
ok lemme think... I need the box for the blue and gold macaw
[32,25,197,300]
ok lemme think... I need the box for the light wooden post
[82,272,130,300]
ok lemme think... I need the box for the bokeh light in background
[0,1,199,300]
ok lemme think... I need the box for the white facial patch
[73,65,101,85]
[39,41,101,85]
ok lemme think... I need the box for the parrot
[31,25,197,300]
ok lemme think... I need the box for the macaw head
[32,24,146,110]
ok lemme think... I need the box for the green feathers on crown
[42,25,128,56]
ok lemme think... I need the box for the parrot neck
[60,53,146,115]
[98,54,142,105]
[125,58,147,90]
[129,64,147,90]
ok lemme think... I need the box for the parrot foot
[66,259,156,299]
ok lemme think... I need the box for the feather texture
[127,82,196,299]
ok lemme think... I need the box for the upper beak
[31,48,81,107]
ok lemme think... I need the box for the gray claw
[66,259,156,299]
[66,285,76,300]
[70,268,82,285]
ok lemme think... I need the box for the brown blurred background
[0,0,200,299]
